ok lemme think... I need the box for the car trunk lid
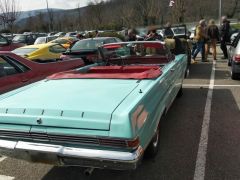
[0,79,138,131]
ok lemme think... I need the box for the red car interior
[48,65,162,80]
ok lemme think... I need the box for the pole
[219,0,222,25]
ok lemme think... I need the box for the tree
[226,0,240,18]
[46,0,54,32]
[87,0,105,29]
[170,0,186,23]
[0,0,21,32]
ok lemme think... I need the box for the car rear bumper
[0,139,144,170]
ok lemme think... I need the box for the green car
[0,41,188,171]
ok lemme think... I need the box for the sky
[20,0,89,11]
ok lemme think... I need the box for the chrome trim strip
[0,139,143,162]
[0,140,17,149]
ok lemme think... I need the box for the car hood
[0,79,139,131]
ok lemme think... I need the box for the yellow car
[12,43,66,62]
[49,37,77,49]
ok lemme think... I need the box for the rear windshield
[71,39,105,51]
[34,37,46,44]
[12,48,38,55]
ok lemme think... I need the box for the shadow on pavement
[42,87,208,180]
[205,88,240,180]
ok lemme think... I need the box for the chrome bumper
[0,139,144,170]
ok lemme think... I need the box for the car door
[0,56,33,94]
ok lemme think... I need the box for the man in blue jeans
[192,19,207,63]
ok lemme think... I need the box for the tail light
[126,137,140,149]
[99,137,140,150]
[234,55,240,62]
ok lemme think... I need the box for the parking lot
[0,47,240,180]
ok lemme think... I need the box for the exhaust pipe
[83,167,94,176]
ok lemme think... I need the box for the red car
[0,52,84,94]
[0,34,24,51]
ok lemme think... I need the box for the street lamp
[219,0,222,24]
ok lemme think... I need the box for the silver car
[227,32,240,79]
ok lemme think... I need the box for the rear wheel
[145,126,160,158]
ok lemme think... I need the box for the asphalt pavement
[0,47,240,180]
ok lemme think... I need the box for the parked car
[12,34,36,45]
[1,33,16,41]
[0,41,187,171]
[0,52,84,94]
[157,25,190,39]
[61,37,122,64]
[0,34,24,51]
[227,32,240,79]
[34,36,57,45]
[65,32,78,37]
[12,43,66,62]
[49,37,78,49]
[54,32,66,37]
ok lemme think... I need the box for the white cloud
[20,0,89,11]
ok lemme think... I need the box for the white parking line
[193,61,216,180]
[0,175,15,180]
[183,84,240,88]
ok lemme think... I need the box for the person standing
[127,29,137,41]
[192,19,207,63]
[163,22,174,39]
[206,19,219,60]
[95,30,99,37]
[220,16,230,59]
[145,29,163,41]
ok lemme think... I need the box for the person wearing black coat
[220,16,230,59]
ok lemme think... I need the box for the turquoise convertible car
[0,41,188,171]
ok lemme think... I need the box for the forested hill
[16,0,240,32]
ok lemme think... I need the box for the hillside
[11,0,240,32]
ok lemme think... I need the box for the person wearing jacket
[206,19,219,60]
[192,19,207,63]
[220,16,230,59]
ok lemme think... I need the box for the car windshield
[12,48,38,55]
[34,37,46,44]
[12,35,26,42]
[102,42,167,59]
[172,27,185,35]
[0,36,8,45]
[70,39,105,51]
